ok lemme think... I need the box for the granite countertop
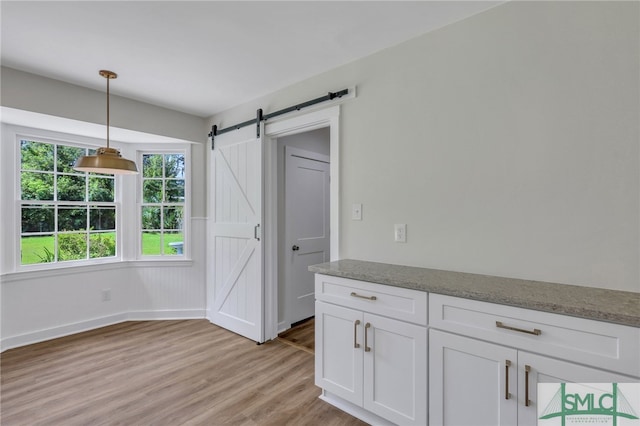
[309,259,640,327]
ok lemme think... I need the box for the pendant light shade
[74,70,139,175]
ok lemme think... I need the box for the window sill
[1,258,194,283]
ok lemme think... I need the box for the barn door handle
[254,224,260,241]
[292,245,299,251]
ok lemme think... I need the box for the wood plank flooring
[1,320,365,426]
[277,318,315,354]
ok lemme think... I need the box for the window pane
[21,234,55,264]
[164,154,185,179]
[21,140,54,171]
[142,207,160,230]
[58,207,87,231]
[57,146,85,173]
[164,207,183,230]
[143,180,163,203]
[89,233,116,259]
[166,180,185,202]
[90,207,115,230]
[143,154,163,178]
[21,205,55,233]
[21,171,54,200]
[142,231,161,255]
[165,231,184,255]
[57,175,86,201]
[58,233,87,261]
[89,176,114,201]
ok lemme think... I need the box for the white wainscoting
[0,218,207,352]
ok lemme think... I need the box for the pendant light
[74,70,138,174]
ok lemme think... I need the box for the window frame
[13,130,125,271]
[136,148,190,260]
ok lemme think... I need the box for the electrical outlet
[102,288,111,302]
[394,224,407,243]
[352,203,363,221]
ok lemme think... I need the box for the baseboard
[319,391,394,426]
[0,309,207,352]
[277,320,291,334]
[0,312,128,353]
[127,309,206,320]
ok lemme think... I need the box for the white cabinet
[516,352,636,426]
[430,329,517,426]
[315,275,427,426]
[429,294,639,426]
[313,273,639,426]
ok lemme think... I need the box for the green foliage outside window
[19,140,117,265]
[141,153,185,256]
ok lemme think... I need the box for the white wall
[1,67,204,144]
[0,70,209,350]
[209,1,639,292]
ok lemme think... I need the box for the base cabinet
[314,274,639,426]
[316,300,427,426]
[429,329,518,426]
[516,352,637,426]
[429,330,637,426]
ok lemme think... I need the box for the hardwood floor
[0,320,365,426]
[277,318,315,354]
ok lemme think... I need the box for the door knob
[292,245,300,251]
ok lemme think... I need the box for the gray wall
[209,1,639,292]
[1,67,208,218]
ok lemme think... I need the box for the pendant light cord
[106,75,110,149]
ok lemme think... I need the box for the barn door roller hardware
[208,88,348,150]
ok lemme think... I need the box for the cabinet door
[430,330,518,426]
[315,301,363,405]
[363,313,427,426]
[517,351,637,426]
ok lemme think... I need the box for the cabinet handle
[496,321,541,336]
[354,320,361,348]
[350,292,377,301]
[364,322,371,352]
[505,360,511,400]
[525,365,531,407]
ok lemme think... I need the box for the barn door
[210,125,263,342]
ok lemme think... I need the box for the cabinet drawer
[315,274,427,326]
[429,294,640,377]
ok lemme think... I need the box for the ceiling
[1,1,502,118]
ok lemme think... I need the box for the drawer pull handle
[354,320,361,348]
[364,322,371,352]
[525,365,531,407]
[505,360,511,400]
[350,292,377,301]
[496,321,541,336]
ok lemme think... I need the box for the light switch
[352,203,362,221]
[394,224,406,243]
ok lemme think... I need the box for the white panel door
[315,301,364,406]
[285,146,330,325]
[210,125,263,342]
[363,313,428,426]
[430,329,518,426]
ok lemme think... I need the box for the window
[19,139,117,265]
[140,153,185,256]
